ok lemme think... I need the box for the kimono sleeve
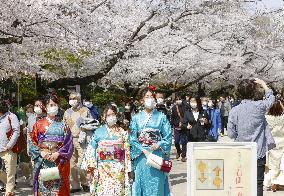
[58,126,73,161]
[157,114,172,156]
[30,122,42,161]
[129,115,144,160]
[123,131,132,173]
[81,131,98,170]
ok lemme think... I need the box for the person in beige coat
[63,92,95,193]
[264,100,284,192]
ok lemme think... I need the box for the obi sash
[38,122,65,152]
[138,128,162,146]
[96,140,125,162]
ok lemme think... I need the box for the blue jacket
[207,108,222,140]
[87,105,100,121]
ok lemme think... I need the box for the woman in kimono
[26,100,46,187]
[130,88,172,196]
[30,94,73,195]
[81,104,132,196]
[264,100,284,192]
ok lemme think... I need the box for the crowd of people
[0,78,283,196]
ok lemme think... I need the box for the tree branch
[135,19,170,42]
[48,11,158,87]
[130,11,156,41]
[91,0,108,13]
[0,37,23,44]
[173,10,203,22]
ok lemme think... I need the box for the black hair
[0,100,9,114]
[44,93,59,105]
[138,88,156,99]
[236,79,256,100]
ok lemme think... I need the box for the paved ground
[1,135,282,195]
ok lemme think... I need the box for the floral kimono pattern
[30,117,73,196]
[81,125,131,196]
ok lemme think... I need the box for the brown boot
[181,157,187,162]
[176,153,180,159]
[272,184,279,192]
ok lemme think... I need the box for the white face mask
[157,98,164,105]
[106,115,117,127]
[69,100,78,107]
[208,102,213,108]
[190,102,197,109]
[83,101,93,108]
[144,98,156,109]
[176,100,182,105]
[34,107,43,115]
[202,102,208,106]
[47,106,59,116]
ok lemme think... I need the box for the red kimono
[30,117,73,196]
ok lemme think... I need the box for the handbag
[146,147,172,173]
[39,167,60,181]
[7,114,27,154]
[141,112,173,173]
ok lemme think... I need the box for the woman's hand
[187,123,192,129]
[87,172,93,182]
[23,127,28,134]
[40,151,51,160]
[49,152,60,162]
[151,143,159,151]
[142,149,150,156]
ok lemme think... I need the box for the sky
[249,0,284,11]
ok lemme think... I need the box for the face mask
[176,100,182,105]
[69,100,78,107]
[202,102,208,106]
[26,112,33,118]
[83,101,93,108]
[125,106,131,110]
[34,107,43,115]
[47,106,58,116]
[157,98,164,105]
[208,102,213,108]
[190,103,197,109]
[106,115,117,127]
[144,98,156,109]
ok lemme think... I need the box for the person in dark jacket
[156,92,167,116]
[188,98,211,142]
[171,94,190,162]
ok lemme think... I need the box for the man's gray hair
[69,92,81,100]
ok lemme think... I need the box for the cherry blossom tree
[0,0,283,93]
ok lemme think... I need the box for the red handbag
[7,115,27,154]
[161,159,173,173]
[160,147,172,173]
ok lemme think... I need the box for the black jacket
[188,110,211,142]
[171,104,190,132]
